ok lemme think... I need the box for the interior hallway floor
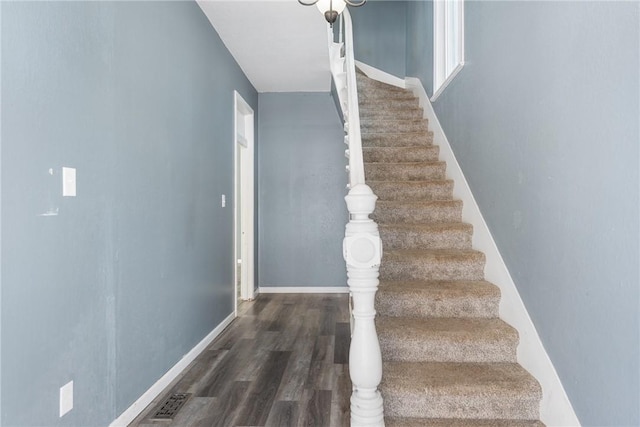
[130,293,351,427]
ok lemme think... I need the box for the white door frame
[233,91,255,313]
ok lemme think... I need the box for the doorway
[234,91,255,315]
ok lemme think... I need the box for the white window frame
[432,0,465,102]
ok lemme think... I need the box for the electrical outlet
[59,381,73,417]
[221,194,226,208]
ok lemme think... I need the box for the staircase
[357,71,545,426]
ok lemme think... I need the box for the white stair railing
[328,10,385,426]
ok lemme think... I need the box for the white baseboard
[354,60,406,89]
[404,76,580,427]
[258,286,350,294]
[109,312,236,427]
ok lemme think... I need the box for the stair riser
[362,133,433,148]
[360,108,423,120]
[380,227,472,250]
[363,147,440,163]
[380,257,485,282]
[376,291,499,318]
[383,394,540,420]
[365,163,446,181]
[361,120,429,133]
[372,204,462,223]
[379,334,518,363]
[368,182,453,201]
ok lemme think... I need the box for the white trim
[258,286,350,294]
[406,76,580,427]
[236,134,248,148]
[433,0,465,99]
[233,91,255,310]
[0,2,3,420]
[354,60,406,89]
[109,312,235,427]
[430,61,464,103]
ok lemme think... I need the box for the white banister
[344,184,384,426]
[342,10,364,187]
[327,8,385,426]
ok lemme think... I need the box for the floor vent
[150,393,191,420]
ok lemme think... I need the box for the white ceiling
[197,0,331,93]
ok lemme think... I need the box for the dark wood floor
[130,293,351,427]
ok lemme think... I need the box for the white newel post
[343,184,385,427]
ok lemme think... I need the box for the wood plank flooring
[130,293,351,427]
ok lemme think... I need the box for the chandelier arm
[344,0,366,6]
[298,0,320,5]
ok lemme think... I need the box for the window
[433,0,464,101]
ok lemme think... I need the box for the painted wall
[406,1,639,425]
[405,0,433,95]
[350,0,407,79]
[1,2,257,425]
[258,93,347,288]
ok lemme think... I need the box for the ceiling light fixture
[298,0,366,26]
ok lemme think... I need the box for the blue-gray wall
[1,2,257,425]
[258,93,347,288]
[405,1,639,425]
[405,0,433,95]
[350,0,407,79]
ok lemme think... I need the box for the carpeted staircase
[357,71,544,427]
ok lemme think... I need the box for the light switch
[221,194,226,208]
[59,380,73,417]
[62,167,76,197]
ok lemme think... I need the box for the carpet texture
[357,72,544,426]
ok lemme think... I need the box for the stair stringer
[402,75,580,427]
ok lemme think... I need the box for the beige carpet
[357,72,544,426]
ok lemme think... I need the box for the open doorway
[234,91,255,315]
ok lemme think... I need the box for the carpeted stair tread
[359,88,417,100]
[361,118,429,133]
[355,76,413,92]
[372,200,463,223]
[358,85,416,100]
[378,316,518,363]
[362,132,434,147]
[357,82,406,90]
[376,280,500,318]
[363,146,440,163]
[360,97,420,109]
[360,106,423,120]
[356,81,406,93]
[364,161,446,181]
[381,362,542,420]
[358,84,413,93]
[368,180,454,201]
[385,418,545,427]
[380,249,485,281]
[356,75,407,92]
[379,222,473,250]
